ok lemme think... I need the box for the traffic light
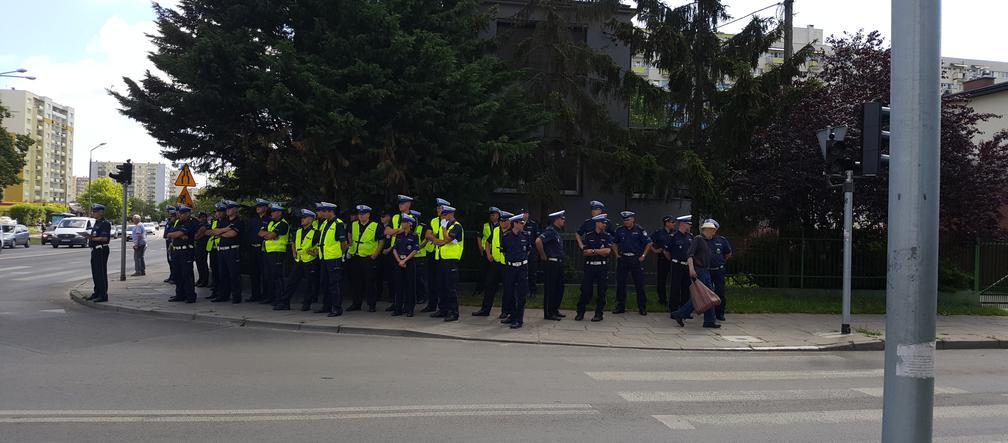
[109,159,133,184]
[817,126,855,175]
[861,102,890,176]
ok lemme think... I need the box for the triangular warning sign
[174,164,197,187]
[176,187,193,207]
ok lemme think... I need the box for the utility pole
[882,0,941,442]
[783,0,794,61]
[841,170,853,335]
[120,182,128,281]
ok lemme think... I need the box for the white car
[51,217,96,248]
[142,222,157,235]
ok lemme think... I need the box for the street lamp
[87,142,108,207]
[0,68,36,80]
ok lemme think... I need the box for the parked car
[1,223,30,248]
[143,222,157,235]
[41,225,56,245]
[110,225,121,239]
[51,217,96,248]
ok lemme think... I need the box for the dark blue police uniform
[651,226,674,305]
[707,235,732,320]
[280,219,318,311]
[577,228,614,321]
[246,211,270,302]
[170,216,198,303]
[613,220,652,315]
[668,230,693,308]
[317,215,348,315]
[215,214,245,303]
[392,231,420,315]
[89,217,112,302]
[539,223,566,319]
[522,217,541,295]
[262,214,290,307]
[501,227,531,327]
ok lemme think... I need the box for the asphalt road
[1,242,1007,442]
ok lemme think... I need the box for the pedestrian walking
[259,203,290,307]
[651,216,675,306]
[704,219,732,322]
[84,204,112,302]
[536,210,566,320]
[167,205,198,303]
[576,214,614,322]
[501,214,531,328]
[431,205,463,322]
[613,211,652,315]
[348,205,383,312]
[670,219,721,329]
[130,214,146,276]
[473,211,512,318]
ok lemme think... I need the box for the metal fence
[458,232,1007,302]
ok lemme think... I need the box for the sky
[1,0,1005,179]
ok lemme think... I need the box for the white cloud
[11,15,187,180]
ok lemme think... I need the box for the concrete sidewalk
[69,268,1008,351]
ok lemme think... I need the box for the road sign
[176,187,193,207]
[174,164,196,187]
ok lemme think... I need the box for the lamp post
[0,68,36,80]
[87,142,108,208]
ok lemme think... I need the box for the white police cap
[620,211,635,220]
[590,200,605,209]
[441,205,456,214]
[508,214,525,223]
[548,210,566,220]
[435,198,451,207]
[591,213,608,222]
[676,215,692,224]
[356,204,372,213]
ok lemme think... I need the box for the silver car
[1,224,30,248]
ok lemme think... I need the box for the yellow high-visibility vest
[490,226,505,263]
[293,226,318,263]
[319,218,345,260]
[206,219,219,252]
[414,223,428,258]
[436,220,463,260]
[350,220,380,257]
[264,219,290,253]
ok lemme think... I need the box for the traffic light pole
[841,170,853,335]
[882,1,941,441]
[120,183,128,281]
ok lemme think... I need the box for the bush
[8,203,46,225]
[938,257,973,292]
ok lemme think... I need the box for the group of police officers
[91,195,731,330]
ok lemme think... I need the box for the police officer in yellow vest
[431,205,464,322]
[258,202,290,308]
[204,203,225,299]
[349,204,384,312]
[475,207,500,297]
[420,198,450,313]
[474,210,512,319]
[314,202,348,316]
[276,208,319,311]
[409,209,430,307]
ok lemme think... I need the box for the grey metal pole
[120,182,128,281]
[783,0,794,61]
[882,1,941,442]
[841,170,853,335]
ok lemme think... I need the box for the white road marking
[563,354,847,364]
[586,369,885,381]
[853,387,966,398]
[38,309,66,314]
[720,335,765,343]
[1,265,30,271]
[0,403,597,424]
[653,404,1008,430]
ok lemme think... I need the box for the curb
[68,288,999,352]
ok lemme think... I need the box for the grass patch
[855,327,883,338]
[457,285,1007,316]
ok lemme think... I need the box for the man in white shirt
[131,215,147,276]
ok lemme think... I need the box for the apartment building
[90,161,180,204]
[0,89,74,204]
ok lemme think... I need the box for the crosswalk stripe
[587,369,885,381]
[621,386,968,402]
[653,404,1008,430]
[563,355,847,365]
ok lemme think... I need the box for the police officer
[500,214,531,328]
[474,211,512,318]
[577,214,614,322]
[476,207,501,296]
[431,205,463,322]
[651,215,676,306]
[204,203,225,299]
[576,201,616,250]
[167,205,198,303]
[410,209,429,306]
[349,205,384,312]
[315,202,349,316]
[519,208,541,296]
[163,206,177,284]
[259,202,290,307]
[194,212,211,287]
[384,195,414,309]
[391,214,420,317]
[378,209,394,308]
[421,198,451,313]
[210,200,244,303]
[668,215,693,315]
[84,204,112,302]
[246,198,270,302]
[613,211,652,315]
[277,208,319,311]
[704,219,732,322]
[536,210,567,321]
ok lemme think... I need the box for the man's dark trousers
[577,264,608,317]
[246,248,264,301]
[174,251,196,302]
[543,259,564,317]
[319,259,343,314]
[281,260,318,309]
[480,261,509,315]
[711,268,727,319]
[393,260,417,314]
[669,262,691,310]
[221,248,242,302]
[413,256,428,305]
[654,255,671,304]
[195,246,209,285]
[351,256,377,309]
[424,258,440,311]
[264,251,287,304]
[90,245,110,299]
[615,256,647,312]
[438,259,460,315]
[503,264,529,324]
